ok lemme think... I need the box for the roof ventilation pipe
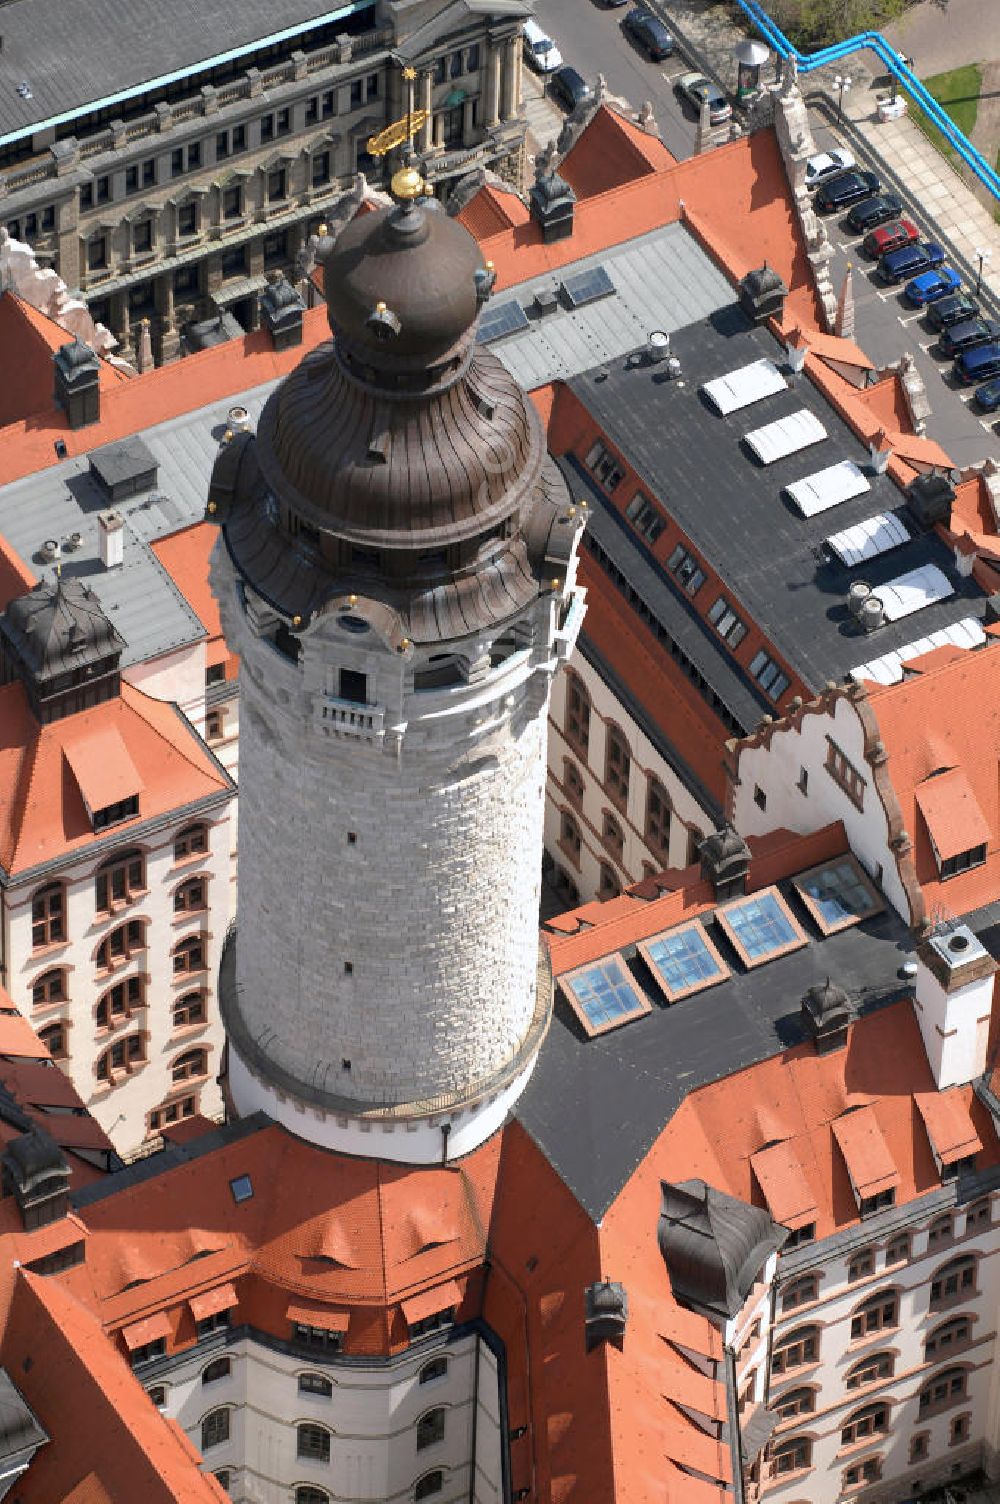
[98,509,125,570]
[848,580,871,618]
[859,595,885,632]
[648,330,670,363]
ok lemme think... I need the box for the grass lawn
[909,63,982,162]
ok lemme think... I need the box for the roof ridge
[117,681,231,792]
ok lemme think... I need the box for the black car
[926,292,979,332]
[815,169,880,212]
[622,8,673,59]
[550,65,593,110]
[939,317,1000,360]
[846,193,903,233]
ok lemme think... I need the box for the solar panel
[792,857,883,934]
[476,300,529,344]
[640,922,729,1002]
[561,265,615,310]
[825,511,910,567]
[715,887,807,967]
[560,955,651,1037]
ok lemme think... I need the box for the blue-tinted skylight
[230,1174,254,1204]
[640,922,729,1002]
[561,264,615,310]
[560,955,651,1038]
[792,857,883,934]
[476,299,529,344]
[715,887,807,968]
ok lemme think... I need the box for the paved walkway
[884,0,993,77]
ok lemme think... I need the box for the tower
[207,170,585,1163]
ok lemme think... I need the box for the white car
[522,19,563,73]
[804,148,856,191]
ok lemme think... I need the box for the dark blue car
[974,375,1000,413]
[878,240,945,285]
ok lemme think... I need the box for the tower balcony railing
[315,694,385,743]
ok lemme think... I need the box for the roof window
[230,1174,253,1204]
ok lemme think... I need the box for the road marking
[896,313,923,326]
[980,419,997,432]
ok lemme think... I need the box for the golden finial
[402,65,417,81]
[292,614,302,627]
[207,500,217,514]
[391,164,425,201]
[317,222,328,237]
[567,506,576,517]
[486,260,495,271]
[375,301,387,313]
[398,636,411,652]
[348,594,358,606]
[550,578,561,591]
[222,429,233,443]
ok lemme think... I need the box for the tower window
[339,669,368,704]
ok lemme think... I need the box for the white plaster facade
[143,1326,501,1504]
[546,648,719,904]
[4,801,233,1156]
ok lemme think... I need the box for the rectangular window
[941,845,987,878]
[366,72,379,101]
[860,1188,895,1216]
[216,129,230,160]
[350,79,363,109]
[125,164,139,194]
[142,158,155,187]
[625,492,664,543]
[232,124,246,154]
[708,596,748,647]
[92,795,139,831]
[322,89,336,118]
[748,649,789,704]
[178,203,197,237]
[134,219,153,254]
[584,441,624,494]
[80,182,94,210]
[260,112,274,142]
[41,206,55,232]
[223,186,242,221]
[825,737,866,809]
[312,151,331,188]
[97,175,110,203]
[267,168,287,203]
[174,263,199,295]
[667,544,705,596]
[847,1249,874,1282]
[187,142,201,170]
[170,148,183,178]
[276,107,290,136]
[305,95,318,124]
[87,236,107,272]
[467,43,480,71]
[264,229,287,268]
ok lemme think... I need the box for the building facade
[0,0,528,363]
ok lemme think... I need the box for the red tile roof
[151,523,232,672]
[0,293,128,431]
[831,1105,900,1197]
[914,767,991,862]
[559,105,676,198]
[915,1088,983,1164]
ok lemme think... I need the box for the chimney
[529,170,576,244]
[905,470,955,531]
[738,265,787,326]
[53,337,100,430]
[259,270,305,351]
[584,1280,628,1352]
[98,509,125,569]
[801,980,851,1054]
[913,923,997,1089]
[698,826,751,900]
[1,1128,70,1230]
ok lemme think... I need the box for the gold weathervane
[367,63,427,158]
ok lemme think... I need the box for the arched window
[601,810,624,860]
[96,1033,145,1081]
[918,1366,968,1415]
[645,777,671,856]
[96,975,144,1030]
[774,1387,815,1420]
[171,1047,208,1083]
[559,810,582,868]
[95,848,145,913]
[172,934,206,976]
[419,1356,448,1385]
[173,876,208,914]
[202,1356,231,1384]
[200,1407,230,1450]
[885,1231,909,1264]
[928,1212,953,1248]
[415,1475,443,1502]
[296,1489,330,1504]
[771,1325,819,1375]
[781,1274,819,1312]
[925,1315,973,1360]
[564,758,584,807]
[175,823,209,861]
[173,990,206,1029]
[565,673,590,758]
[841,1401,889,1446]
[32,968,67,1007]
[31,883,65,949]
[297,1423,331,1462]
[598,861,621,901]
[966,1198,991,1232]
[298,1372,333,1397]
[96,919,145,971]
[38,1021,67,1059]
[770,1435,811,1475]
[846,1350,894,1389]
[849,1289,898,1340]
[605,725,631,808]
[416,1407,446,1450]
[930,1256,977,1309]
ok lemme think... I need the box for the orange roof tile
[150,524,230,669]
[831,1105,900,1197]
[63,724,143,815]
[914,1088,983,1164]
[750,1139,817,1226]
[560,105,675,198]
[456,182,531,238]
[914,767,991,862]
[0,293,127,430]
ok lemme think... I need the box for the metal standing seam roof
[0,0,375,145]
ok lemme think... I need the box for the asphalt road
[525,0,702,160]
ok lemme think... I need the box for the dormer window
[940,845,987,879]
[92,795,139,831]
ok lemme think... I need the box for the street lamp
[975,247,992,299]
[834,74,852,123]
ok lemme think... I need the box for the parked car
[815,169,880,212]
[926,291,979,330]
[522,19,563,72]
[973,375,1000,413]
[804,148,856,191]
[622,9,674,60]
[903,265,962,306]
[675,71,731,122]
[550,65,593,111]
[601,0,629,9]
[938,317,1000,359]
[877,240,945,284]
[846,193,903,233]
[954,342,1000,385]
[862,218,919,258]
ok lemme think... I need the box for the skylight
[476,299,529,344]
[229,1174,254,1204]
[792,857,883,935]
[743,410,827,466]
[639,921,729,1002]
[561,264,615,309]
[872,563,954,622]
[825,512,910,567]
[851,617,986,685]
[560,956,651,1038]
[784,458,870,517]
[700,359,787,416]
[714,887,807,968]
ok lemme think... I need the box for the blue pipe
[729,0,1000,201]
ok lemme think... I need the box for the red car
[862,218,919,258]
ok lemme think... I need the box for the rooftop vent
[847,580,886,631]
[905,470,955,530]
[529,170,576,244]
[259,270,306,351]
[738,264,787,326]
[584,1280,628,1351]
[801,979,851,1053]
[1,1128,70,1231]
[98,509,125,570]
[53,337,100,431]
[699,825,750,901]
[88,437,158,504]
[533,286,559,317]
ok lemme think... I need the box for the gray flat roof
[518,880,915,1221]
[0,0,373,144]
[568,311,988,694]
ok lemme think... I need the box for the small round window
[338,615,371,634]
